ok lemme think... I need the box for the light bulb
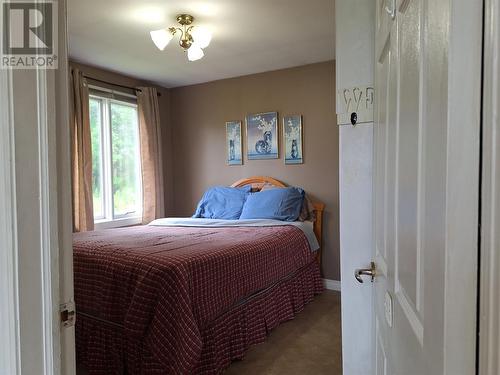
[190,26,212,49]
[150,29,173,50]
[187,43,204,61]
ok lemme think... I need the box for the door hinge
[60,301,76,328]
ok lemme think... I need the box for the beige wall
[170,61,340,280]
[69,61,175,216]
[69,60,340,280]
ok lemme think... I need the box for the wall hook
[350,112,357,126]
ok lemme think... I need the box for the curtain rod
[83,76,162,97]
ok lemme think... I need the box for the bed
[74,176,325,375]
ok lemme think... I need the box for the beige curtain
[70,68,94,232]
[137,87,165,224]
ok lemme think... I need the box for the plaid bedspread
[73,224,315,374]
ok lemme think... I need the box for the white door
[356,0,481,374]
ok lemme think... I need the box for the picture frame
[245,111,279,160]
[225,121,243,165]
[283,115,304,165]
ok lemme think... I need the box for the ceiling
[68,0,335,88]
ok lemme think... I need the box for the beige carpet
[77,291,342,375]
[225,290,342,375]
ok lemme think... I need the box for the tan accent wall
[69,60,340,279]
[69,61,175,216]
[170,61,340,280]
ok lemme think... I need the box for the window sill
[94,216,142,230]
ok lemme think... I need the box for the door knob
[354,262,376,283]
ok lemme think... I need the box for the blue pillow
[239,187,305,221]
[193,186,252,219]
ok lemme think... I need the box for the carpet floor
[224,290,342,375]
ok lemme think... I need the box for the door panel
[375,320,388,375]
[396,0,420,309]
[371,0,480,373]
[374,0,448,374]
[373,9,395,375]
[374,39,388,263]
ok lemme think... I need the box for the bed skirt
[76,260,324,375]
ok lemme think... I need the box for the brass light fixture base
[174,14,195,50]
[176,14,194,26]
[151,12,207,59]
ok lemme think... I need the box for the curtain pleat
[137,87,165,224]
[70,68,94,232]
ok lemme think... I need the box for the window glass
[88,94,142,225]
[89,98,104,219]
[110,102,141,217]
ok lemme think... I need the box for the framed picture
[283,115,303,164]
[226,121,243,165]
[245,111,279,160]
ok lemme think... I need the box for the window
[89,93,142,229]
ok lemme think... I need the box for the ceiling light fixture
[150,14,212,62]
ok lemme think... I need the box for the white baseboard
[323,278,341,291]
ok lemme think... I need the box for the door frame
[0,61,21,375]
[0,60,61,375]
[0,0,74,373]
[479,0,500,373]
[444,0,483,373]
[56,0,77,372]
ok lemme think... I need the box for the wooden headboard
[231,176,325,266]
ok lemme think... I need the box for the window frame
[89,92,143,229]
